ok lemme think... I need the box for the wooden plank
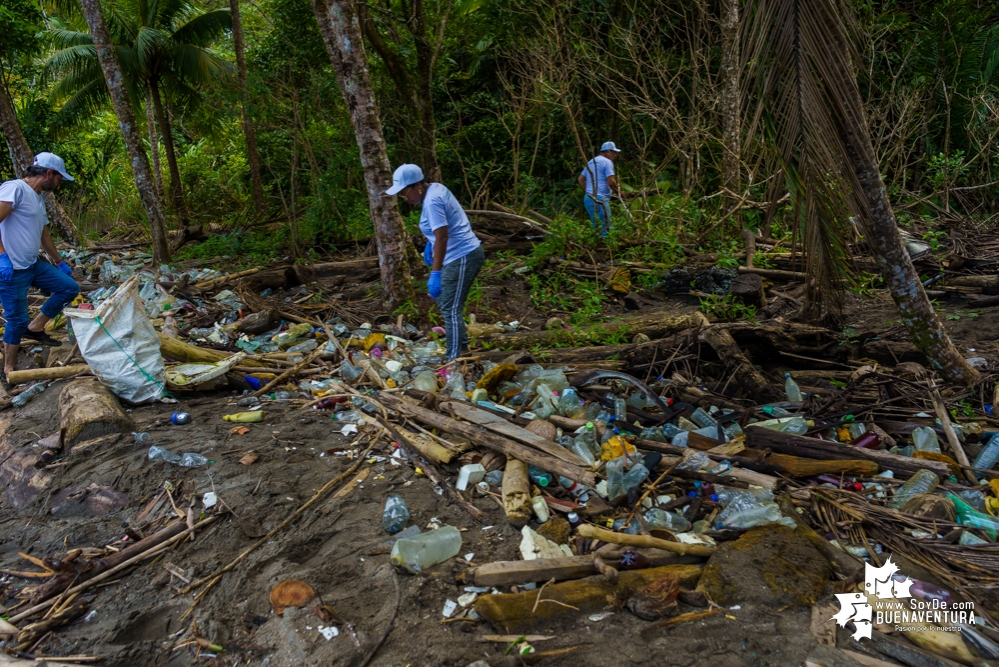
[442,401,588,467]
[378,393,598,487]
[464,552,703,587]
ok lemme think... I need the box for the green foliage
[698,294,756,321]
[174,226,289,267]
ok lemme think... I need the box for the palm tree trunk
[144,86,164,205]
[229,0,266,215]
[310,0,414,308]
[720,0,741,227]
[0,76,83,245]
[78,0,170,262]
[148,78,189,226]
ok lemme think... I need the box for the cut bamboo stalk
[7,365,90,384]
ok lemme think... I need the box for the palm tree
[78,0,171,262]
[741,0,978,385]
[46,0,232,225]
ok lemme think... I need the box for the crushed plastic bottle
[627,392,658,410]
[956,490,987,513]
[689,407,717,428]
[382,495,410,534]
[674,450,712,472]
[613,397,628,422]
[528,465,553,487]
[558,388,585,418]
[12,382,47,408]
[340,359,365,382]
[133,432,151,443]
[888,469,939,509]
[178,453,209,467]
[390,525,461,573]
[286,339,318,353]
[784,373,803,401]
[605,457,626,500]
[529,384,558,419]
[720,502,783,530]
[752,416,811,435]
[621,462,649,494]
[645,508,691,532]
[412,370,439,393]
[912,426,941,453]
[148,446,181,463]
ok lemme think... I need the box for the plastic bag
[66,275,166,403]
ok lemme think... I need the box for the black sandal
[22,329,62,347]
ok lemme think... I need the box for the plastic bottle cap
[710,494,719,502]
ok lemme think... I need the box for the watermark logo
[832,556,973,640]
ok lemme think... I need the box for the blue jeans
[584,194,611,235]
[0,261,80,344]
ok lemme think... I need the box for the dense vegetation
[1,0,997,264]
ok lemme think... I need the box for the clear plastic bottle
[627,392,657,410]
[575,422,598,454]
[605,457,626,500]
[178,452,209,467]
[286,339,318,353]
[784,373,803,401]
[949,493,999,541]
[955,490,987,513]
[752,416,811,435]
[390,526,462,573]
[690,407,717,428]
[133,432,151,443]
[621,463,650,494]
[761,405,792,417]
[639,427,668,442]
[340,359,365,382]
[443,370,467,399]
[720,502,782,529]
[613,397,628,422]
[912,426,941,453]
[558,476,591,502]
[412,370,439,393]
[973,433,999,478]
[528,465,553,487]
[530,384,557,419]
[644,508,692,532]
[148,445,180,463]
[382,495,411,534]
[558,388,585,418]
[887,469,939,509]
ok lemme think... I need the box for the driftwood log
[699,327,778,401]
[6,364,90,384]
[727,272,766,307]
[60,378,135,447]
[479,311,709,350]
[378,393,598,486]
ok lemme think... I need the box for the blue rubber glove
[423,242,434,267]
[57,261,73,277]
[0,253,13,281]
[428,271,443,299]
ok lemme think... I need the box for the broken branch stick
[251,347,326,397]
[576,524,715,557]
[7,365,91,384]
[927,382,977,485]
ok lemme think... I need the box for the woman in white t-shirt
[386,164,484,360]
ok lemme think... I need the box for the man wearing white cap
[0,152,80,391]
[386,164,483,361]
[578,141,621,236]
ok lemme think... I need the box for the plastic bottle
[178,453,209,467]
[720,502,782,529]
[528,465,553,487]
[605,457,626,500]
[613,397,628,422]
[273,322,312,345]
[888,469,940,509]
[12,382,47,408]
[530,384,557,419]
[382,495,411,534]
[148,445,180,463]
[621,463,650,495]
[566,511,582,529]
[784,373,803,401]
[558,388,585,418]
[639,427,668,442]
[286,339,318,353]
[753,416,811,435]
[912,426,941,453]
[972,433,999,478]
[949,493,999,541]
[531,495,550,522]
[956,490,987,513]
[133,432,151,443]
[851,431,882,449]
[390,525,462,573]
[761,405,792,417]
[690,407,717,428]
[340,359,365,382]
[570,439,597,466]
[959,530,989,545]
[558,476,591,502]
[644,508,692,532]
[575,422,598,454]
[223,411,264,423]
[412,370,439,393]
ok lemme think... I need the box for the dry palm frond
[742,0,882,318]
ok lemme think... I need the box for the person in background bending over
[0,153,80,393]
[386,164,484,361]
[578,141,621,237]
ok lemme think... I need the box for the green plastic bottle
[948,493,999,542]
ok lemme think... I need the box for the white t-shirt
[0,179,47,270]
[418,183,481,265]
[580,155,615,199]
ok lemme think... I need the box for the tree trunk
[229,0,266,215]
[410,0,440,180]
[310,0,414,307]
[148,78,189,226]
[78,0,171,262]
[720,0,740,229]
[0,77,83,245]
[829,70,977,385]
[144,86,164,204]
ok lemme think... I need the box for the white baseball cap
[600,141,622,153]
[33,152,74,181]
[385,163,424,195]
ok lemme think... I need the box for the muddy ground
[2,283,997,667]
